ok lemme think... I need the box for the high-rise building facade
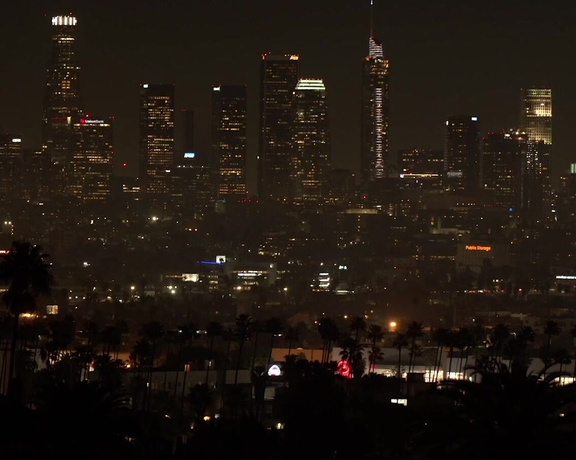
[0,135,23,206]
[259,53,300,201]
[42,15,83,198]
[212,85,248,201]
[70,115,113,202]
[139,83,175,208]
[398,147,444,191]
[182,109,196,164]
[399,147,444,175]
[22,148,50,203]
[290,78,331,204]
[481,130,526,211]
[444,116,481,195]
[557,164,576,226]
[519,87,552,220]
[361,22,390,190]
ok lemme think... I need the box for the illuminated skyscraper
[259,53,300,201]
[70,115,113,202]
[291,78,331,204]
[139,83,175,208]
[361,1,390,190]
[42,14,83,198]
[212,85,248,200]
[481,130,526,211]
[444,115,481,195]
[520,87,552,220]
[0,135,23,206]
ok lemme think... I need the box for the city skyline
[1,1,575,193]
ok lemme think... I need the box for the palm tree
[265,316,284,371]
[284,326,300,358]
[172,324,190,399]
[0,240,52,401]
[444,329,459,379]
[139,321,164,410]
[43,314,76,373]
[205,321,223,385]
[455,327,475,376]
[80,319,101,349]
[249,319,263,371]
[317,317,340,364]
[71,344,96,382]
[140,321,164,368]
[366,324,385,373]
[552,348,572,377]
[571,324,576,378]
[161,329,177,391]
[129,337,153,410]
[338,336,365,379]
[506,325,535,373]
[392,333,409,380]
[233,314,254,385]
[417,361,576,458]
[543,320,561,348]
[406,321,424,373]
[100,323,123,358]
[93,353,126,388]
[488,323,511,363]
[0,314,13,392]
[431,327,449,382]
[349,316,367,346]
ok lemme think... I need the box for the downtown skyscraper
[70,115,114,203]
[290,78,331,204]
[520,87,553,221]
[212,85,248,201]
[259,53,300,201]
[444,115,481,195]
[139,83,175,209]
[0,135,22,206]
[481,130,526,211]
[42,15,83,199]
[361,2,390,192]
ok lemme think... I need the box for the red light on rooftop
[123,162,128,168]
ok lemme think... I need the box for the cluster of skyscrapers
[436,87,553,222]
[0,9,563,225]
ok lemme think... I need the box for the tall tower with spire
[361,0,390,193]
[42,14,83,199]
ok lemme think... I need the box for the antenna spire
[370,0,374,36]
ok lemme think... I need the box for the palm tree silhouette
[265,316,283,370]
[431,327,449,382]
[349,316,367,346]
[392,333,408,380]
[366,324,386,373]
[284,326,300,358]
[0,240,52,402]
[543,320,561,348]
[317,317,340,364]
[406,321,424,373]
[233,314,254,385]
[205,321,223,386]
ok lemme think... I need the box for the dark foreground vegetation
[1,240,576,459]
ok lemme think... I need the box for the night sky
[1,0,574,193]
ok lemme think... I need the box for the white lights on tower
[52,16,78,26]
